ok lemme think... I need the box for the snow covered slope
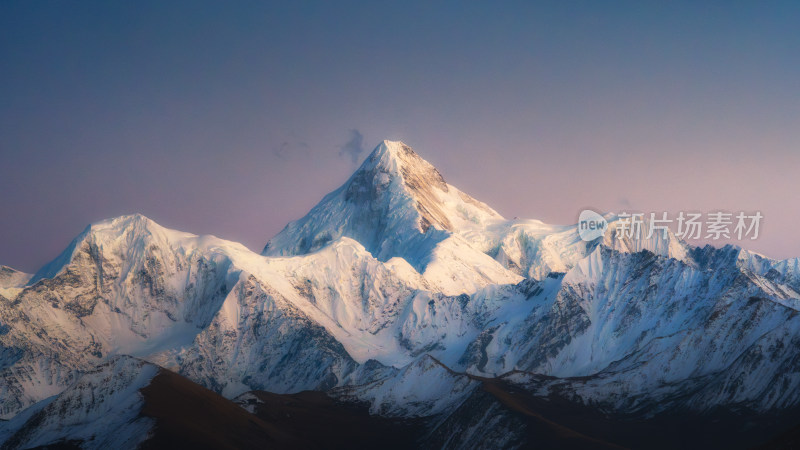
[263,140,522,295]
[3,139,800,448]
[0,214,375,416]
[0,215,244,417]
[262,141,692,293]
[0,266,30,299]
[0,356,158,450]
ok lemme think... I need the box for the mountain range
[2,140,800,449]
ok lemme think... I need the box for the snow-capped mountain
[263,140,523,295]
[2,140,800,448]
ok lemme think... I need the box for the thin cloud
[339,129,364,164]
[273,141,309,161]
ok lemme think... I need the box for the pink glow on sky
[1,2,798,272]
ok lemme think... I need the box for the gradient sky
[2,1,799,273]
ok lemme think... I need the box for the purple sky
[2,1,799,273]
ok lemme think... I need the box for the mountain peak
[349,141,451,232]
[263,140,502,268]
[361,140,447,187]
[369,139,413,158]
[28,214,195,285]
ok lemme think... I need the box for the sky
[1,1,799,273]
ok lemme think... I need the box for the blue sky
[2,1,799,272]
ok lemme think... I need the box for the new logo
[578,210,608,242]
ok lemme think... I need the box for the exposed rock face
[178,275,360,397]
[392,142,453,232]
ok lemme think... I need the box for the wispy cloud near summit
[339,129,365,164]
